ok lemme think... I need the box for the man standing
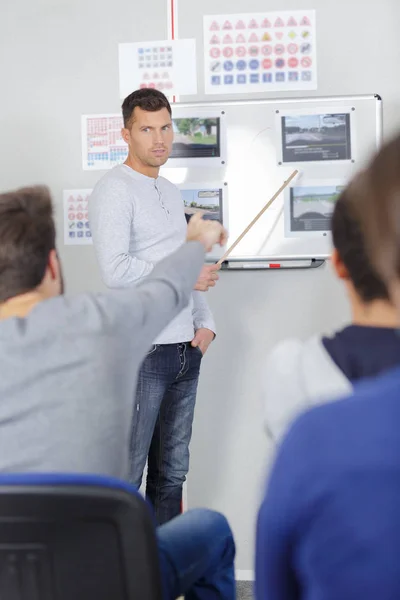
[89,88,220,524]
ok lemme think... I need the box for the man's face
[123,107,174,168]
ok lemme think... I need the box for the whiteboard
[160,94,382,262]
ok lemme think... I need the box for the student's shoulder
[50,291,139,333]
[47,293,103,322]
[265,335,322,370]
[263,337,318,402]
[269,364,400,505]
[263,337,324,439]
[286,365,400,447]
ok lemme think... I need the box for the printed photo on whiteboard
[63,189,93,245]
[82,114,127,171]
[171,118,220,159]
[284,183,344,237]
[119,39,197,99]
[181,187,223,223]
[203,10,317,95]
[280,113,352,163]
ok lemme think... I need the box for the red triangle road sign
[248,18,259,28]
[300,16,311,26]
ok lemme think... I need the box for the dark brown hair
[0,185,56,303]
[122,88,172,129]
[339,134,400,288]
[331,186,389,302]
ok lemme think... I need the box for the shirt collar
[120,164,159,185]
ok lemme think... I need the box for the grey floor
[237,580,254,599]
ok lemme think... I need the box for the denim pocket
[147,344,159,356]
[193,345,204,358]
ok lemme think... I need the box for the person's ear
[121,128,131,145]
[48,249,60,282]
[331,248,349,280]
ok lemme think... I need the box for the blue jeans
[157,508,236,599]
[130,342,202,524]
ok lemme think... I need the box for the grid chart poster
[82,114,127,171]
[119,39,197,99]
[203,10,317,94]
[64,189,93,245]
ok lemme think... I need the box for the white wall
[1,0,400,577]
[188,262,350,575]
[0,0,168,293]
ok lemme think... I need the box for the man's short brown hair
[333,135,400,290]
[0,186,56,303]
[331,185,389,303]
[122,88,172,129]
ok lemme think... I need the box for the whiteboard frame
[170,94,383,262]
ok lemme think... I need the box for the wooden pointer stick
[216,169,299,266]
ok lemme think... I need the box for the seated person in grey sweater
[264,185,400,443]
[0,186,235,600]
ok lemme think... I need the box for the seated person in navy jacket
[263,172,400,443]
[256,133,400,600]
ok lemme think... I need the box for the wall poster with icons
[203,10,317,95]
[81,114,127,171]
[119,39,197,99]
[63,189,93,245]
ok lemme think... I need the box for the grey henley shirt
[89,164,215,344]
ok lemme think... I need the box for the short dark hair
[331,187,389,303]
[122,88,172,128]
[0,186,56,303]
[349,133,400,287]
